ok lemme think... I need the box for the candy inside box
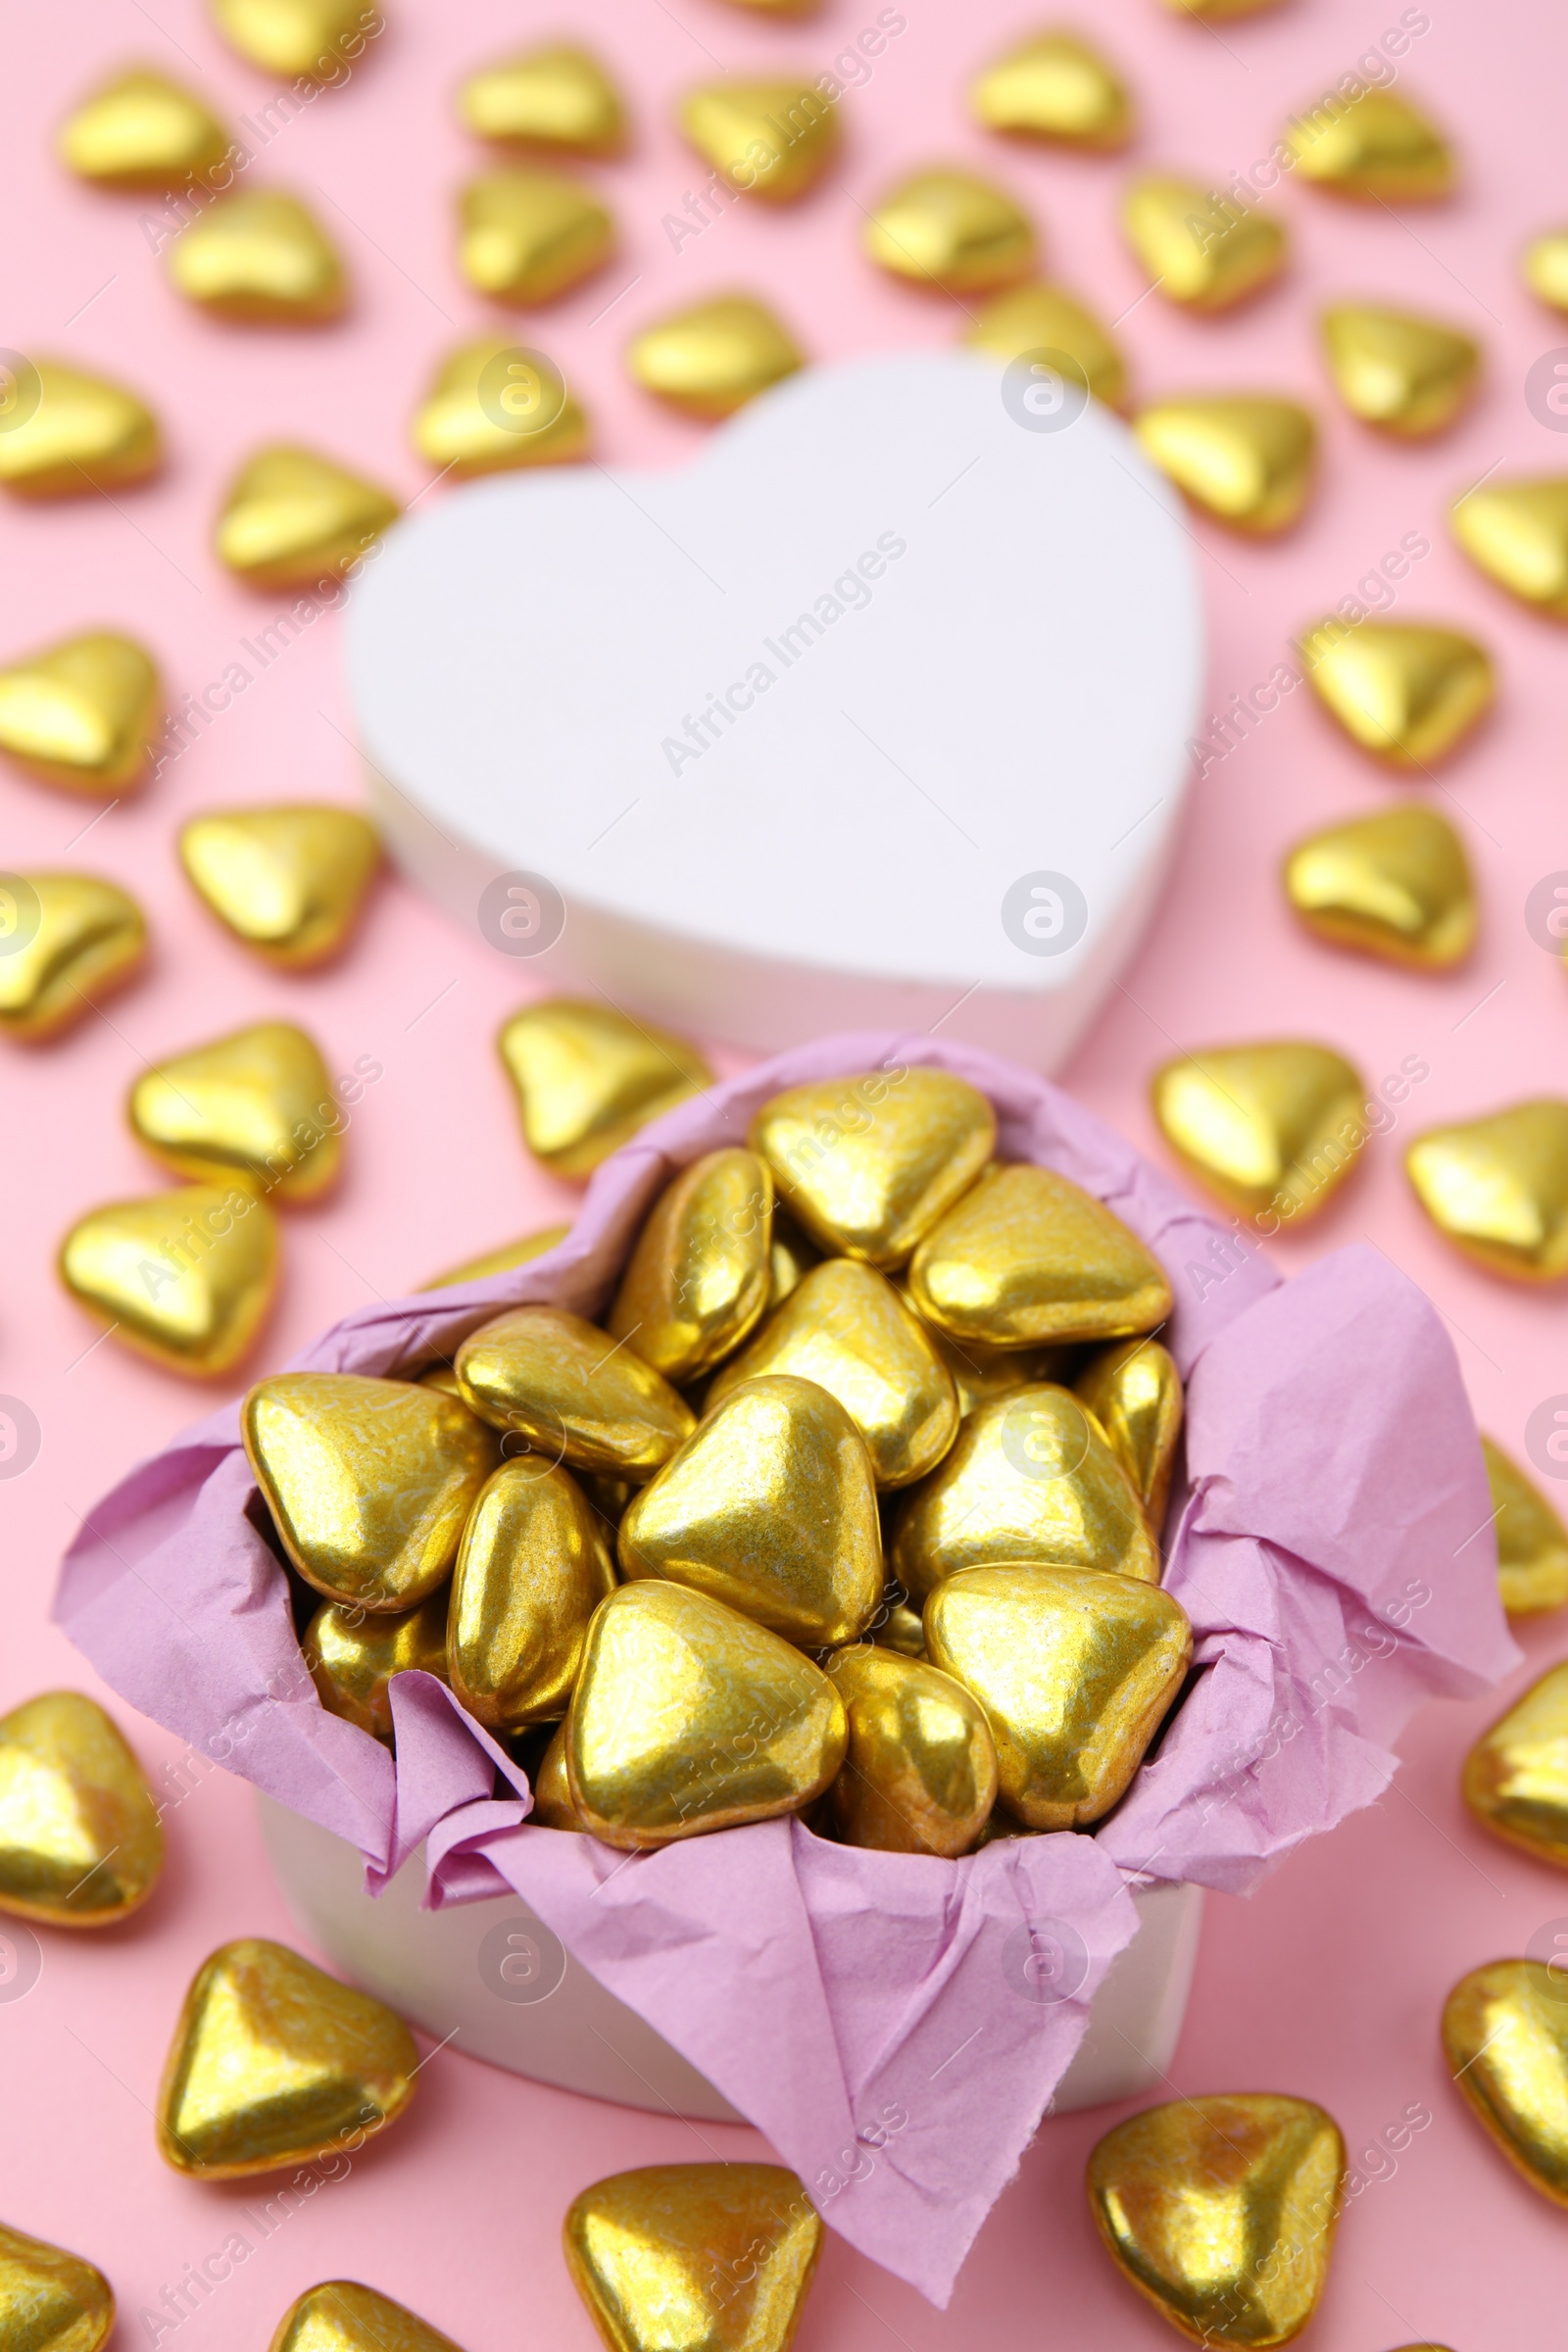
[58,1034,1516,2307]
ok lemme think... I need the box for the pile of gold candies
[242,1065,1195,1860]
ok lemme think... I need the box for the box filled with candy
[59,1032,1514,2303]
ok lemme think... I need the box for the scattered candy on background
[7,0,1568,2344]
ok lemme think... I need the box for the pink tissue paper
[55,1033,1520,2304]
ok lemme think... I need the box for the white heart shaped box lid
[345,348,1204,1067]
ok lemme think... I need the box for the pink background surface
[4,0,1568,2346]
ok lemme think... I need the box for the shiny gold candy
[1152,1043,1367,1223]
[872,1596,926,1657]
[270,2281,466,2352]
[961,281,1128,410]
[459,45,625,157]
[1135,396,1315,535]
[971,31,1133,151]
[449,1461,615,1732]
[890,1385,1158,1599]
[1484,1438,1568,1616]
[169,190,346,323]
[768,1207,819,1305]
[418,1225,570,1290]
[1463,1661,1568,1862]
[243,1372,496,1610]
[0,873,146,1042]
[179,805,378,968]
[0,2222,114,2352]
[1450,478,1568,619]
[1121,176,1287,313]
[0,1691,162,1927]
[926,1565,1190,1829]
[752,1069,995,1269]
[708,1259,958,1490]
[0,360,161,498]
[1298,618,1493,766]
[1286,88,1454,201]
[1159,0,1284,16]
[627,296,804,420]
[0,630,160,796]
[458,170,613,304]
[59,1183,278,1376]
[1076,1339,1183,1535]
[456,1306,696,1478]
[531,1720,586,1829]
[678,81,839,204]
[566,1582,846,1846]
[1405,1101,1568,1281]
[304,1593,451,1744]
[1087,2094,1346,2345]
[908,1162,1170,1348]
[564,2164,822,2352]
[128,1019,341,1200]
[1283,806,1476,968]
[1523,228,1568,314]
[157,1936,416,2178]
[210,0,380,80]
[412,336,587,474]
[216,445,399,590]
[498,999,713,1179]
[1320,304,1479,438]
[1443,1961,1568,2205]
[825,1643,996,1856]
[620,1375,881,1647]
[59,69,230,191]
[609,1149,774,1384]
[863,169,1036,293]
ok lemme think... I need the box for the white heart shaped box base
[257,1791,1204,2120]
[346,349,1204,1067]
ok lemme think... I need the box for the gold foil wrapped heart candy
[1405,1101,1568,1281]
[210,0,380,80]
[1087,2094,1346,2345]
[457,1307,695,1478]
[708,1259,959,1489]
[0,360,161,498]
[0,2223,114,2352]
[59,68,230,190]
[1076,1339,1184,1534]
[498,999,712,1178]
[157,1937,416,2177]
[890,1385,1158,1598]
[1298,618,1494,766]
[305,1593,451,1743]
[1152,1042,1367,1223]
[128,1019,342,1200]
[179,805,381,967]
[1524,228,1568,313]
[1286,87,1454,201]
[608,1148,774,1383]
[0,873,146,1042]
[270,2281,467,2352]
[59,1183,279,1376]
[678,81,839,203]
[619,1375,881,1647]
[753,1069,995,1268]
[627,296,805,419]
[243,1372,496,1609]
[863,169,1036,293]
[458,170,613,303]
[1283,807,1477,969]
[449,1461,615,1731]
[825,1644,996,1855]
[926,1565,1190,1828]
[1450,478,1568,618]
[1483,1439,1568,1616]
[1462,1661,1568,1864]
[0,630,160,795]
[565,2164,822,2352]
[1443,1960,1568,2204]
[215,446,400,590]
[0,1692,163,1926]
[565,1583,846,1846]
[962,281,1128,411]
[1135,397,1316,536]
[908,1161,1170,1347]
[970,30,1133,150]
[1320,304,1480,437]
[412,337,587,474]
[169,190,347,324]
[1121,177,1287,313]
[458,45,625,157]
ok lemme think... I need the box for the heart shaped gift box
[57,1035,1515,2305]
